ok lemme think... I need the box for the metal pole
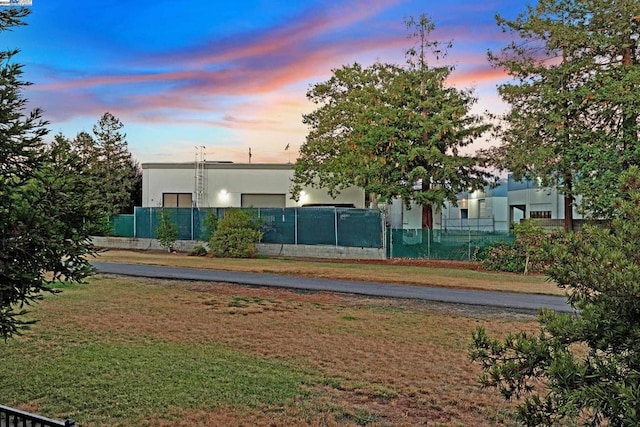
[334,208,338,247]
[381,210,386,255]
[468,221,471,261]
[294,208,298,245]
[191,206,194,241]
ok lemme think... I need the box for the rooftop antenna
[194,146,206,207]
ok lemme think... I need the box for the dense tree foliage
[91,112,139,215]
[471,167,640,426]
[63,114,140,224]
[293,15,492,228]
[0,8,97,339]
[484,0,640,227]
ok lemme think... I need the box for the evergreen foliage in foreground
[0,8,98,339]
[471,167,640,426]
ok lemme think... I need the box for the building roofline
[142,162,295,170]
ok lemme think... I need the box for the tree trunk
[564,194,574,232]
[368,193,379,209]
[422,204,433,229]
[563,176,574,232]
[421,179,433,229]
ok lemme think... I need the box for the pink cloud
[447,64,509,86]
[29,0,513,139]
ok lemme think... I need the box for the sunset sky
[6,0,531,164]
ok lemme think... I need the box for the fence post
[334,208,338,247]
[191,206,194,241]
[468,221,472,261]
[381,211,386,254]
[294,208,298,245]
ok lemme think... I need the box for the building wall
[441,187,510,232]
[142,162,365,208]
[385,199,441,230]
[439,176,585,232]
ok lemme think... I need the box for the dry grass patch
[95,249,562,295]
[0,275,543,425]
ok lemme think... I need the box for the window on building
[478,199,486,217]
[530,210,552,219]
[461,209,468,219]
[163,193,192,207]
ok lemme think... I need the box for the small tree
[470,167,640,425]
[513,220,545,275]
[156,209,178,252]
[209,209,263,258]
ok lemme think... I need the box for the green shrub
[477,241,525,273]
[202,210,219,240]
[209,209,263,258]
[476,221,557,274]
[188,244,208,256]
[156,208,178,252]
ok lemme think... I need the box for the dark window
[530,210,551,219]
[163,193,192,207]
[461,209,468,219]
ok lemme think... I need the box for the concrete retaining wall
[91,236,386,260]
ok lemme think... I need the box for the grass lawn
[0,276,539,426]
[95,249,563,296]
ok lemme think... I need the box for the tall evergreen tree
[484,0,640,226]
[92,112,137,216]
[0,8,97,339]
[293,15,492,228]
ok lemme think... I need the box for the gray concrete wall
[91,236,386,260]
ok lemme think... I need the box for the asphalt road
[92,262,574,313]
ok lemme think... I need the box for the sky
[4,0,531,164]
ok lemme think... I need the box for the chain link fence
[387,229,514,261]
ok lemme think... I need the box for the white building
[141,162,365,209]
[440,175,583,232]
[441,182,509,232]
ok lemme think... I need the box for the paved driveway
[92,262,573,313]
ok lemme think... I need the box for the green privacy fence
[110,207,384,248]
[387,229,515,261]
[110,214,134,238]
